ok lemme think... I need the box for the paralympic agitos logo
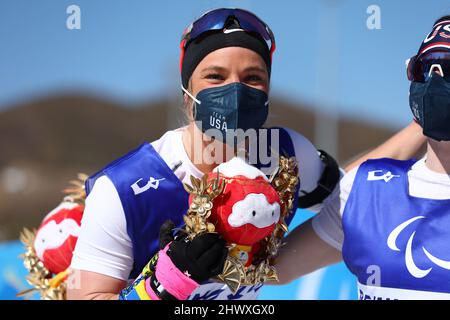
[387,216,450,278]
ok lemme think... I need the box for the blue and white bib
[342,158,450,300]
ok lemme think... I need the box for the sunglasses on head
[179,8,276,69]
[406,50,450,82]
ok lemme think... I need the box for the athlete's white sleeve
[311,167,358,251]
[70,175,133,281]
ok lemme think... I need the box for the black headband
[181,30,272,89]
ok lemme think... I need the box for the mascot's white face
[228,193,280,229]
[33,201,83,274]
[35,218,80,260]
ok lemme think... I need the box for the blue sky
[0,0,449,128]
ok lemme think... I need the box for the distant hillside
[0,95,169,168]
[0,93,394,240]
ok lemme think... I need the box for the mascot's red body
[34,201,83,274]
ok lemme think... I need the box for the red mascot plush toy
[19,195,84,299]
[197,157,282,267]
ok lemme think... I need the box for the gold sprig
[62,173,89,204]
[17,228,66,300]
[183,172,225,239]
[264,156,299,263]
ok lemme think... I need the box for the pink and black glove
[119,220,227,300]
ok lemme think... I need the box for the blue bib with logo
[342,158,450,300]
[85,142,189,279]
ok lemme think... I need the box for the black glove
[159,220,228,284]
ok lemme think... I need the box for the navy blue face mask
[409,74,450,141]
[182,82,269,142]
